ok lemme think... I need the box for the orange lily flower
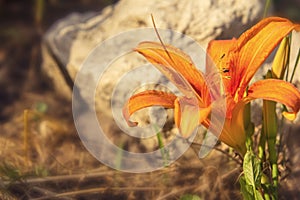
[123,17,300,155]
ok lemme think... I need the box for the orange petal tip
[282,111,297,121]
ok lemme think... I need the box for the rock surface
[42,0,271,154]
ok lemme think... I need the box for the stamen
[151,14,175,65]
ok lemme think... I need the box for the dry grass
[0,88,244,199]
[1,86,298,199]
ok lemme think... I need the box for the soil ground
[0,0,300,199]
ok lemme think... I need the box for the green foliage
[289,48,300,83]
[240,35,298,199]
[243,151,262,188]
[153,125,170,167]
[240,150,263,200]
[263,0,271,18]
[0,163,22,182]
[34,102,48,114]
[180,194,202,200]
[34,165,49,177]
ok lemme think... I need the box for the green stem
[153,125,169,167]
[262,70,279,199]
[258,129,265,161]
[115,142,124,170]
[272,163,278,189]
[263,183,271,200]
[289,48,300,83]
[264,193,271,200]
[263,101,278,199]
[263,0,271,18]
[268,138,278,199]
[284,35,292,81]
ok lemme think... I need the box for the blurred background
[0,0,118,121]
[0,0,299,199]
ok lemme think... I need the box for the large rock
[42,0,270,156]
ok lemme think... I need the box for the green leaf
[240,175,265,200]
[242,150,264,200]
[254,190,264,200]
[240,176,254,200]
[243,150,262,188]
[34,102,48,113]
[180,194,202,200]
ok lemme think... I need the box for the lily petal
[206,39,237,97]
[237,17,300,99]
[220,98,247,155]
[174,97,211,138]
[123,90,177,126]
[219,78,300,154]
[246,79,300,120]
[207,17,300,101]
[135,42,208,104]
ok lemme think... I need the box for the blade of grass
[289,48,300,83]
[115,143,124,170]
[263,0,271,18]
[153,124,170,167]
[23,109,30,168]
